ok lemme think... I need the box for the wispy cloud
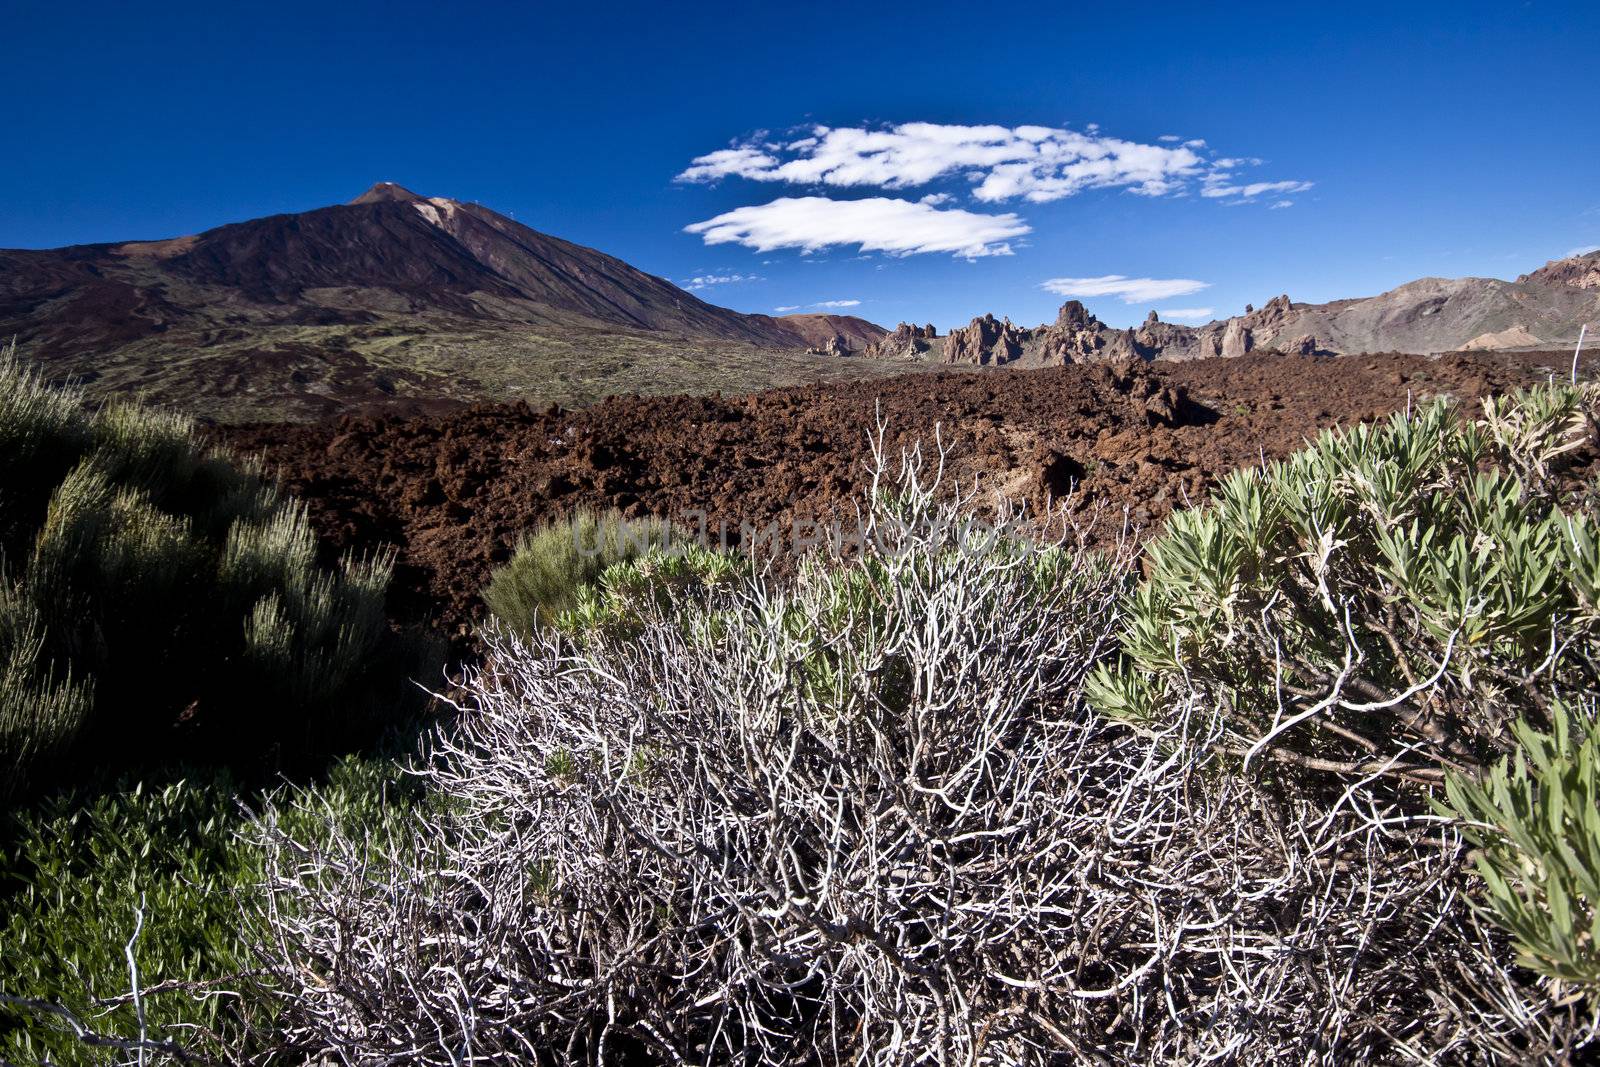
[776,299,863,313]
[679,122,1306,206]
[1158,307,1216,320]
[1268,200,1295,209]
[1567,244,1600,258]
[1202,175,1314,202]
[685,196,1030,258]
[1040,275,1211,303]
[680,272,763,290]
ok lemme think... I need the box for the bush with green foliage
[481,508,676,637]
[0,348,436,804]
[1444,698,1600,997]
[555,540,750,639]
[1086,382,1600,779]
[0,758,419,1064]
[1087,378,1600,1008]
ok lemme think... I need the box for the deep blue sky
[4,0,1596,330]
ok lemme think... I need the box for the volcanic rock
[944,314,1027,365]
[863,322,939,360]
[1518,249,1600,291]
[806,335,852,357]
[1221,317,1253,359]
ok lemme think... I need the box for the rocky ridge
[880,250,1600,368]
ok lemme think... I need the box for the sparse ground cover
[25,318,949,424]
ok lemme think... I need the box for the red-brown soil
[224,350,1599,649]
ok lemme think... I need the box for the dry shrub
[251,433,1592,1064]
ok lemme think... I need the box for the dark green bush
[0,351,437,805]
[555,541,749,641]
[482,509,676,637]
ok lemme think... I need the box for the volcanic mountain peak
[348,181,429,205]
[0,185,909,420]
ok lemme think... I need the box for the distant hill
[777,313,888,351]
[0,183,901,421]
[869,251,1600,366]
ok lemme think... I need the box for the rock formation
[862,322,938,360]
[1519,251,1600,292]
[927,294,1340,368]
[1220,317,1252,359]
[805,335,853,357]
[930,302,1148,368]
[943,314,1027,365]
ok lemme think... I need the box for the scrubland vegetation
[2,348,1599,1063]
[0,345,435,803]
[0,345,435,1062]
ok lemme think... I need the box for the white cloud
[919,192,953,206]
[679,122,1214,203]
[680,272,763,290]
[1158,134,1182,142]
[1269,200,1295,210]
[1567,244,1600,257]
[774,305,802,313]
[685,196,1030,258]
[1040,275,1211,303]
[1202,177,1314,201]
[1157,307,1215,320]
[678,146,781,183]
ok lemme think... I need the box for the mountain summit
[348,181,428,204]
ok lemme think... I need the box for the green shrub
[556,541,750,640]
[1443,699,1600,995]
[0,758,419,1063]
[1086,382,1600,776]
[0,343,91,561]
[0,352,438,805]
[482,509,676,637]
[0,586,92,806]
[1086,380,1600,1013]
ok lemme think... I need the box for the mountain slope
[0,184,909,421]
[775,313,887,351]
[1210,264,1600,356]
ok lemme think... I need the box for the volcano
[0,184,893,421]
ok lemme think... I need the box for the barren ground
[225,349,1600,648]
